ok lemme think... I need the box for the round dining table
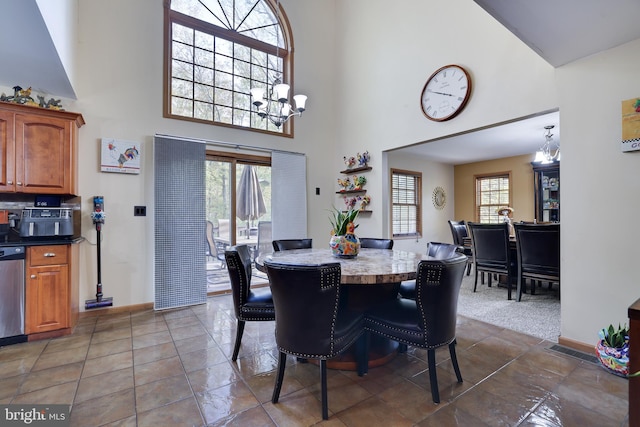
[256,247,430,370]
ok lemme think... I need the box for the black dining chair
[272,239,313,251]
[514,223,560,302]
[264,260,365,420]
[224,245,275,361]
[398,242,461,300]
[363,252,468,404]
[467,222,516,300]
[359,238,394,249]
[448,220,473,275]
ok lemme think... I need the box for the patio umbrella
[236,165,266,228]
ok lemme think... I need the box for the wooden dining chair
[467,222,516,300]
[264,260,365,420]
[514,223,560,302]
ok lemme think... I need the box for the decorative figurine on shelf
[352,175,367,189]
[359,195,371,210]
[1,85,64,110]
[343,155,356,169]
[337,177,352,192]
[357,151,370,167]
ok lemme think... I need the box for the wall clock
[420,64,472,122]
[432,187,446,209]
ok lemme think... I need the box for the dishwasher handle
[0,246,25,261]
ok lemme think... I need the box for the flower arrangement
[344,196,358,209]
[329,206,359,236]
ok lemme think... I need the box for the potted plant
[595,323,630,377]
[328,207,360,258]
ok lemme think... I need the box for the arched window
[164,0,295,136]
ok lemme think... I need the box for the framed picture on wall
[100,138,141,174]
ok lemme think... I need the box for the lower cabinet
[25,244,78,336]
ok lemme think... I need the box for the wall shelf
[339,166,372,175]
[336,189,366,195]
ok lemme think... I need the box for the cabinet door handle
[16,182,22,186]
[30,275,36,279]
[7,180,12,185]
[44,253,56,257]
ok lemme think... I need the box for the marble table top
[256,248,429,284]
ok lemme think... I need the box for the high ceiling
[0,1,639,164]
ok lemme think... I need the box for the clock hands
[430,90,454,97]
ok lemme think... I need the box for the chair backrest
[359,238,394,249]
[272,239,313,251]
[514,223,560,277]
[448,220,468,246]
[205,220,215,257]
[414,253,468,345]
[264,261,343,357]
[255,221,272,260]
[224,245,253,317]
[467,222,511,270]
[426,242,460,259]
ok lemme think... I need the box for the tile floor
[0,293,629,427]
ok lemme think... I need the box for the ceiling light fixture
[534,125,560,164]
[249,0,307,129]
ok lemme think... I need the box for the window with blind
[475,174,510,223]
[391,169,422,238]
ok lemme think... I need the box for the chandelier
[249,0,307,129]
[250,78,307,128]
[534,125,560,164]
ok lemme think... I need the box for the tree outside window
[475,174,510,223]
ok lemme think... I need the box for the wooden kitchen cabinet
[0,102,84,195]
[25,244,79,336]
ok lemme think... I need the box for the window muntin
[165,0,293,135]
[391,169,422,238]
[475,174,510,223]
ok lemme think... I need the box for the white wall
[556,39,640,344]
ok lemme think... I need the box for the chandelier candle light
[250,81,307,128]
[534,125,560,163]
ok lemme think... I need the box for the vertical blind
[154,136,207,310]
[271,152,307,239]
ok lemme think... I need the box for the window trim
[390,168,422,239]
[474,172,512,223]
[163,0,297,137]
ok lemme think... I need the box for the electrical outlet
[134,206,146,216]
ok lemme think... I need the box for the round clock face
[421,65,471,122]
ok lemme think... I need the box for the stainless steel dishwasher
[0,246,27,346]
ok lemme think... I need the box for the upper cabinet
[532,162,559,222]
[0,103,84,195]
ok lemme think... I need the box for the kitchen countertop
[0,229,84,247]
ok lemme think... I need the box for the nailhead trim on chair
[364,320,453,350]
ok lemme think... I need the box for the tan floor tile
[74,367,133,404]
[70,388,136,427]
[0,374,24,400]
[91,327,132,344]
[0,340,47,361]
[331,395,414,427]
[416,403,491,426]
[524,393,621,427]
[174,334,218,356]
[207,405,276,427]
[187,361,242,394]
[132,330,173,350]
[135,374,193,413]
[86,337,132,359]
[169,323,209,341]
[179,346,228,373]
[19,362,83,394]
[131,320,168,337]
[165,314,202,330]
[133,341,177,365]
[196,381,260,425]
[82,351,133,378]
[32,346,88,371]
[554,374,628,424]
[454,387,530,426]
[0,356,38,380]
[43,334,91,353]
[94,318,131,333]
[134,355,185,386]
[136,396,205,427]
[12,380,77,405]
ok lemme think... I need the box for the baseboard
[79,302,154,318]
[558,336,595,354]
